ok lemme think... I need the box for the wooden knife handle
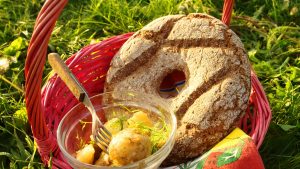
[48,53,86,102]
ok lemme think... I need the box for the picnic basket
[25,0,272,168]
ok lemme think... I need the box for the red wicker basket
[25,0,271,168]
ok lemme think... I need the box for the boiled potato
[128,111,153,127]
[104,118,123,135]
[108,128,152,166]
[76,144,95,164]
[95,151,110,166]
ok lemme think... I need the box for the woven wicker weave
[25,0,271,168]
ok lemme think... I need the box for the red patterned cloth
[166,128,265,169]
[199,131,265,169]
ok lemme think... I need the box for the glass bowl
[57,91,177,169]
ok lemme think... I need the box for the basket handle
[25,0,68,162]
[222,0,234,26]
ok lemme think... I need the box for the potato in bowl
[57,91,177,169]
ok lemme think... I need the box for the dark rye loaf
[105,13,251,166]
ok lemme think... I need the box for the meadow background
[0,0,299,168]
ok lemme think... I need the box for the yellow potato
[95,152,110,166]
[76,144,95,164]
[128,111,153,127]
[104,118,123,135]
[108,128,152,166]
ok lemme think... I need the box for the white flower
[0,57,10,74]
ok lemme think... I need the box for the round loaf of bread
[105,13,251,166]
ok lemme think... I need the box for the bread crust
[105,13,251,166]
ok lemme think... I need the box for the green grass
[0,0,299,168]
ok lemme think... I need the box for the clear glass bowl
[57,91,177,169]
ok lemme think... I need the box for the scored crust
[105,13,251,166]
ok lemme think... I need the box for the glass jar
[57,91,177,169]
